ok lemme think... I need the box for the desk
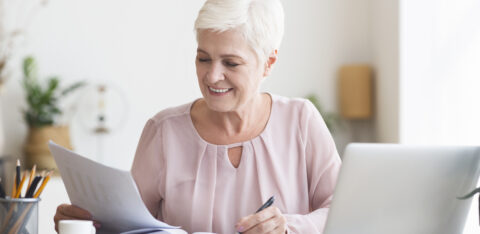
[37,177,480,234]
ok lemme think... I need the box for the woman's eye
[198,58,210,62]
[224,61,239,67]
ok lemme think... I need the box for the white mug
[59,220,96,234]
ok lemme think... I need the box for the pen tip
[17,159,20,166]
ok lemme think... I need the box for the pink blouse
[131,94,341,234]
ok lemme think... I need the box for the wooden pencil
[34,171,53,198]
[27,164,36,189]
[25,176,42,198]
[15,160,20,190]
[14,171,27,198]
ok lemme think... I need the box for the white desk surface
[39,177,480,234]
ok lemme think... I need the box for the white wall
[370,0,400,143]
[1,1,373,233]
[371,0,480,146]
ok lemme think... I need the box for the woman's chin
[204,101,234,113]
[202,92,237,112]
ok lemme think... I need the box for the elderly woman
[54,0,341,233]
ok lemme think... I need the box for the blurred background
[0,0,479,233]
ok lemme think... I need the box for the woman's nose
[206,62,225,83]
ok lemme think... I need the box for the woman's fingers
[268,224,287,234]
[236,207,275,232]
[57,204,92,219]
[54,204,95,233]
[236,206,286,234]
[243,216,279,234]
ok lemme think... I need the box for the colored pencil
[25,176,42,198]
[15,160,20,190]
[14,171,27,198]
[27,164,36,189]
[34,171,53,198]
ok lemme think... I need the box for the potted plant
[22,56,85,170]
[305,94,340,133]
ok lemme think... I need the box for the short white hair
[194,0,285,62]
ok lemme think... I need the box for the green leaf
[61,81,86,96]
[47,77,59,92]
[23,56,38,79]
[457,187,480,200]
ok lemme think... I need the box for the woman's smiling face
[195,29,266,113]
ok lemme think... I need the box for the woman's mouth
[208,86,233,95]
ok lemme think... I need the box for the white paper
[48,141,187,234]
[120,228,192,234]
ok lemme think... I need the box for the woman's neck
[205,93,271,139]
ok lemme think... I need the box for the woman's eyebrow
[220,54,244,59]
[197,49,244,60]
[197,49,209,55]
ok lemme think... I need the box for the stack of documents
[48,141,187,234]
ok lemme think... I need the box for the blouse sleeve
[284,100,342,233]
[131,119,165,220]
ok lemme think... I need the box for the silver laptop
[324,144,480,234]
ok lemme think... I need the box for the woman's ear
[263,50,278,77]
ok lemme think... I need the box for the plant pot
[24,125,73,171]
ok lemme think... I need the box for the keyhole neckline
[187,92,274,148]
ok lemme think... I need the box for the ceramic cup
[59,220,96,234]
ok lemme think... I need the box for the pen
[238,196,275,234]
[255,195,275,213]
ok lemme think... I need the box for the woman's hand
[235,206,287,234]
[53,204,100,232]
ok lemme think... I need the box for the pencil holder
[0,198,40,234]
